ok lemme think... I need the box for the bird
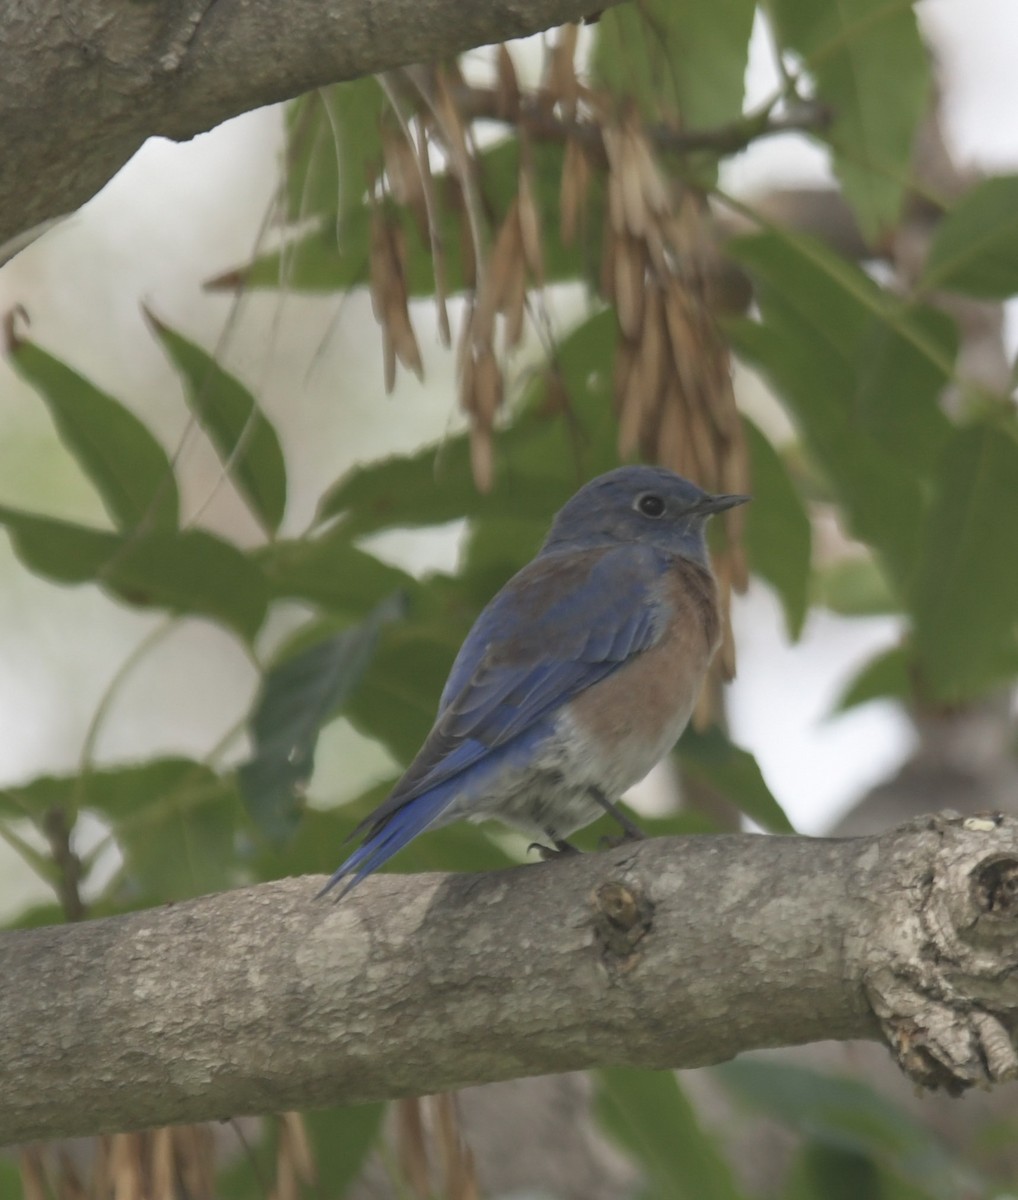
[318,465,748,898]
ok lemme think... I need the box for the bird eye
[636,493,665,517]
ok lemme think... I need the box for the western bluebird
[319,465,748,898]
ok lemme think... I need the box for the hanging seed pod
[617,343,645,458]
[469,424,495,493]
[619,129,649,238]
[657,385,695,479]
[474,201,521,344]
[495,44,521,120]
[544,22,581,114]
[560,137,590,247]
[368,207,393,323]
[517,157,545,283]
[502,253,528,352]
[612,233,645,341]
[150,1128,175,1200]
[396,1098,431,1200]
[638,283,666,410]
[473,345,504,425]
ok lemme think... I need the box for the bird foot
[528,838,581,861]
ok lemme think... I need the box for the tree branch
[2,814,1017,1145]
[0,0,620,261]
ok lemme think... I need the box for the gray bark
[2,814,1017,1146]
[0,0,618,261]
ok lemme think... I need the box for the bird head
[542,466,749,566]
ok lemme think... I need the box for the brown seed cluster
[17,1116,313,1200]
[597,118,748,682]
[366,31,750,682]
[396,1095,479,1200]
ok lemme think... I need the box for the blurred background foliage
[2,0,1018,1197]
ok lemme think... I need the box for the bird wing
[353,544,667,837]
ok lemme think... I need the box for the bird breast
[565,557,721,794]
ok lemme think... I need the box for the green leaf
[715,1059,974,1200]
[769,0,930,240]
[741,418,811,639]
[285,80,386,223]
[813,557,899,616]
[786,1143,932,1200]
[151,318,287,533]
[83,759,243,901]
[596,1068,745,1200]
[239,594,407,842]
[3,760,243,902]
[911,421,1018,698]
[0,507,268,640]
[8,338,178,530]
[593,0,754,130]
[676,726,794,833]
[854,306,955,475]
[257,532,423,615]
[921,175,1018,298]
[0,1154,24,1200]
[834,644,911,711]
[301,1105,387,1195]
[728,230,956,590]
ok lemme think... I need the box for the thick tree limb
[0,0,619,261]
[2,813,1017,1146]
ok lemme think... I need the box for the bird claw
[528,838,581,861]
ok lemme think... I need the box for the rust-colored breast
[568,557,721,784]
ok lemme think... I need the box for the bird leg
[588,788,646,842]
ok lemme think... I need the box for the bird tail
[316,790,455,901]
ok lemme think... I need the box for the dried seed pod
[473,346,503,424]
[381,326,397,394]
[381,123,423,211]
[470,424,495,493]
[502,254,528,352]
[560,137,590,247]
[617,344,645,458]
[620,130,649,237]
[658,385,694,479]
[518,160,545,283]
[603,128,627,235]
[388,299,424,381]
[368,208,393,323]
[281,1113,316,1184]
[612,233,645,341]
[150,1128,175,1200]
[495,45,521,120]
[631,129,670,217]
[639,283,666,407]
[474,201,521,344]
[544,23,581,114]
[396,1098,431,1200]
[19,1149,48,1200]
[663,281,701,398]
[433,68,471,175]
[686,398,719,487]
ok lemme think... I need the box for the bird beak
[698,493,751,514]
